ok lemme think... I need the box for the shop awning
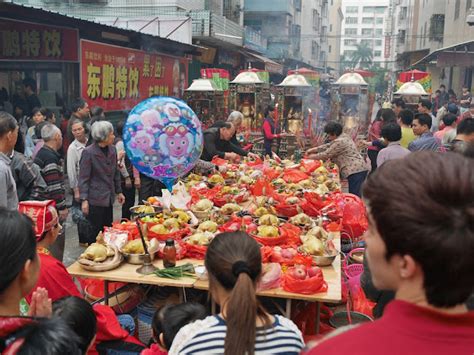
[412,40,474,67]
[240,50,283,74]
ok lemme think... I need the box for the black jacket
[201,127,248,161]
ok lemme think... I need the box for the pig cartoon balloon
[123,97,203,190]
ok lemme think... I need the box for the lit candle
[308,108,312,138]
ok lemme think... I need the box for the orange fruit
[147,196,157,204]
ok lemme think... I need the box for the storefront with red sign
[81,40,188,112]
[0,17,79,116]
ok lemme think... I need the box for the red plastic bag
[185,243,207,259]
[251,178,274,196]
[279,223,302,246]
[211,157,228,166]
[282,169,309,183]
[263,167,282,181]
[341,193,368,241]
[351,288,375,318]
[275,203,299,217]
[300,159,322,174]
[260,246,273,263]
[147,226,191,241]
[281,267,328,295]
[252,227,288,246]
[112,219,139,240]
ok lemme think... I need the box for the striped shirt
[169,314,304,355]
[408,132,442,152]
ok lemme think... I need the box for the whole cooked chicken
[290,213,312,226]
[220,203,241,215]
[258,214,279,226]
[300,235,324,255]
[80,243,114,262]
[257,225,279,238]
[197,220,218,233]
[122,239,146,254]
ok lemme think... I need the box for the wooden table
[68,234,341,333]
[68,258,198,304]
[193,233,341,333]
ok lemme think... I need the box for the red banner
[80,40,188,111]
[0,18,78,62]
[384,36,391,59]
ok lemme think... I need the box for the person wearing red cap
[19,200,144,355]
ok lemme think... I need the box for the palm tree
[351,43,373,69]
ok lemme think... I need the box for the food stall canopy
[230,70,264,84]
[335,72,368,86]
[394,81,428,96]
[277,73,311,87]
[186,77,220,92]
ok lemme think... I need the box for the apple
[307,266,321,278]
[281,249,293,260]
[289,266,307,280]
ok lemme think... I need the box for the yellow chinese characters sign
[0,18,78,61]
[81,40,188,111]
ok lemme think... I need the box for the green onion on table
[154,263,196,279]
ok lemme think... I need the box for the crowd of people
[0,80,473,354]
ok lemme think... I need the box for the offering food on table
[306,226,329,241]
[193,199,213,212]
[272,178,286,188]
[258,214,279,226]
[238,175,254,185]
[300,234,325,255]
[150,224,169,235]
[299,179,314,189]
[289,213,312,227]
[221,186,240,195]
[254,207,269,218]
[220,203,242,215]
[80,242,115,262]
[208,174,225,185]
[187,232,214,246]
[132,204,156,214]
[257,225,279,238]
[197,221,218,233]
[188,173,203,181]
[285,196,300,205]
[172,210,191,225]
[163,218,180,230]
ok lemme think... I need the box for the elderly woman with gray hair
[78,121,125,244]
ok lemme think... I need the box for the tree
[339,54,355,75]
[350,43,373,69]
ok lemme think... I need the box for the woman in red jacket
[262,105,287,157]
[20,200,143,355]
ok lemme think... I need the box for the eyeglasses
[164,125,187,137]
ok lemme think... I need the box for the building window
[313,9,320,29]
[455,0,460,19]
[375,29,383,36]
[429,14,445,41]
[467,0,472,11]
[375,39,382,46]
[344,39,357,46]
[346,6,358,13]
[329,45,332,53]
[330,24,333,32]
[376,17,384,24]
[294,0,302,11]
[344,50,355,57]
[364,6,386,13]
[398,30,406,45]
[362,28,374,36]
[346,17,358,24]
[312,40,320,59]
[360,39,372,47]
[362,17,374,24]
[345,28,357,35]
[374,50,382,57]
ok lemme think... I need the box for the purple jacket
[78,143,121,207]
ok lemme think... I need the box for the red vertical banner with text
[384,36,391,59]
[80,40,188,111]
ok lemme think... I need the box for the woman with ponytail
[170,232,304,354]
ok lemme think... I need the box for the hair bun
[232,260,252,278]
